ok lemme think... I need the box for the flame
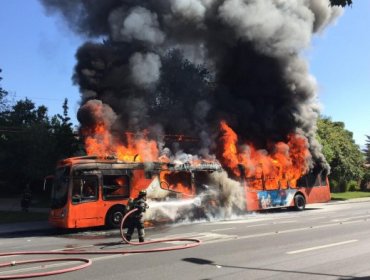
[159,170,193,197]
[83,123,159,162]
[82,120,310,191]
[219,121,310,189]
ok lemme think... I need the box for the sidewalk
[0,221,52,235]
[328,197,370,204]
[0,198,51,235]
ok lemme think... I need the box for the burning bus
[46,151,330,229]
[46,116,331,229]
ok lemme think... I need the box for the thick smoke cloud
[40,0,342,172]
[129,52,162,88]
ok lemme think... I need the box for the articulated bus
[46,156,330,229]
[46,156,221,229]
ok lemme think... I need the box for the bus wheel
[106,206,126,229]
[294,194,306,211]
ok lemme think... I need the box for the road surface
[1,200,370,279]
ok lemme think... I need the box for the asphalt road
[1,200,370,280]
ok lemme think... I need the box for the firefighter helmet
[138,190,147,197]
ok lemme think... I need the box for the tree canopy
[364,135,370,164]
[0,69,9,112]
[317,117,365,191]
[0,89,82,192]
[329,0,352,7]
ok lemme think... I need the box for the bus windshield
[51,166,70,209]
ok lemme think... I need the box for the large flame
[219,121,311,189]
[83,123,159,162]
[83,120,311,190]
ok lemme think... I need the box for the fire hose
[0,208,201,279]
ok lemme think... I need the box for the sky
[0,0,369,148]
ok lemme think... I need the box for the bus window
[103,175,130,200]
[72,176,98,204]
[306,173,320,187]
[161,171,193,196]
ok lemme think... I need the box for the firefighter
[125,190,149,243]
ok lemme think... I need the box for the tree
[0,99,54,191]
[364,135,370,164]
[361,135,370,191]
[329,0,352,7]
[0,98,82,193]
[0,68,9,112]
[51,98,80,160]
[317,117,365,192]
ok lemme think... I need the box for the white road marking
[331,214,370,222]
[245,223,269,228]
[287,239,358,255]
[272,220,297,224]
[211,227,235,232]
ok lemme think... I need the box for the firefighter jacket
[129,197,149,219]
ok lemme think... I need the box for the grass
[331,191,370,201]
[0,211,49,224]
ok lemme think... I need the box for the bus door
[71,175,101,227]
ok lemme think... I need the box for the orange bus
[47,156,221,229]
[243,169,331,211]
[46,156,330,229]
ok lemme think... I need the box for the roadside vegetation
[331,191,370,201]
[317,118,370,194]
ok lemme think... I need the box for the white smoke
[170,0,207,22]
[309,0,343,32]
[129,52,162,89]
[109,6,165,45]
[208,170,245,216]
[218,0,314,56]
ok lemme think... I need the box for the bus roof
[56,155,222,172]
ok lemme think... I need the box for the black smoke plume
[40,0,343,172]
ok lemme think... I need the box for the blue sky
[0,0,369,148]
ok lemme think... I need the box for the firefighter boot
[125,235,131,242]
[138,228,145,242]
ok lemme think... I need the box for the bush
[347,180,359,192]
[330,179,359,192]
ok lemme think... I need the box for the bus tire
[294,194,306,211]
[105,206,126,229]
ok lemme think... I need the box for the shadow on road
[182,257,367,279]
